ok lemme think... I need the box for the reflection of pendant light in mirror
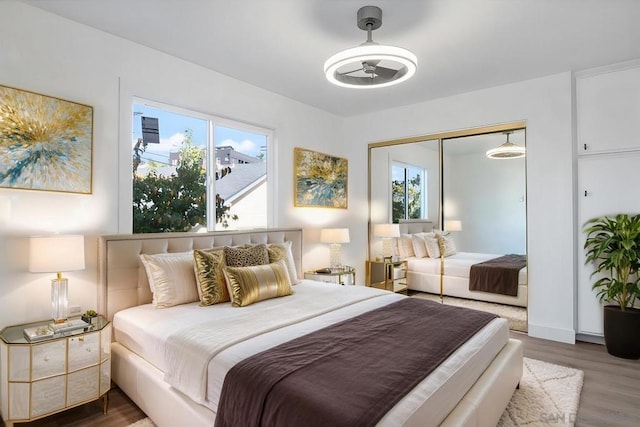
[486,131,526,159]
[324,6,417,89]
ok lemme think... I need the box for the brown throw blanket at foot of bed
[469,254,526,296]
[215,298,498,427]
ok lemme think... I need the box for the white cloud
[218,138,261,156]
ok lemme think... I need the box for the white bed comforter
[162,282,395,404]
[113,281,508,426]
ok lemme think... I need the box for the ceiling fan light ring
[324,45,417,89]
[485,142,526,159]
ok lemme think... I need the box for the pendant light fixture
[324,6,417,89]
[486,131,526,159]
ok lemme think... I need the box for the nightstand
[304,267,355,285]
[0,316,111,427]
[365,259,408,295]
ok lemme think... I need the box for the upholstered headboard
[98,228,303,320]
[398,219,435,234]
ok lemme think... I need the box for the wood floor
[2,333,639,427]
[513,331,640,427]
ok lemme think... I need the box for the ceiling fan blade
[373,66,399,79]
[338,67,364,76]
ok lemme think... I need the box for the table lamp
[373,223,400,260]
[444,220,462,232]
[320,228,350,268]
[29,235,85,324]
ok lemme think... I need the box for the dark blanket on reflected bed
[214,298,498,427]
[469,254,527,296]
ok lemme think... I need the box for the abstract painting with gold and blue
[0,85,93,193]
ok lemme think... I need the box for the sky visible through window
[132,103,265,166]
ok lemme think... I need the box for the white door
[578,153,640,335]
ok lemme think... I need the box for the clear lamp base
[51,277,69,324]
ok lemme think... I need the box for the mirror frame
[367,121,527,260]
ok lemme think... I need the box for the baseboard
[575,333,605,345]
[527,323,576,344]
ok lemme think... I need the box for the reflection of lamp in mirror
[373,223,400,260]
[29,235,85,324]
[444,220,462,232]
[320,228,350,268]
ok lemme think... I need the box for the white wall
[346,73,576,343]
[0,2,351,328]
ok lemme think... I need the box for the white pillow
[397,234,416,259]
[140,251,199,308]
[423,233,441,258]
[267,241,300,284]
[411,234,429,258]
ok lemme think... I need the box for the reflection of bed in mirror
[399,220,528,307]
[100,228,522,427]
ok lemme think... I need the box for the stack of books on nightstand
[23,325,54,342]
[48,318,90,333]
[23,319,90,342]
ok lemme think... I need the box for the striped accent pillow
[223,260,293,307]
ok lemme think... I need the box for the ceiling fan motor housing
[357,6,382,31]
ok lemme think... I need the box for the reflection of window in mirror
[392,162,426,223]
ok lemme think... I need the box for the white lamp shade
[29,235,85,273]
[444,220,463,232]
[320,228,350,244]
[373,223,400,238]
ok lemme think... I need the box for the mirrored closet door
[368,124,528,332]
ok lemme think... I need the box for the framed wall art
[294,147,348,208]
[0,84,93,194]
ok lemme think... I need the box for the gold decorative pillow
[426,233,457,258]
[224,244,269,267]
[223,260,293,307]
[193,249,230,306]
[439,234,457,257]
[267,241,300,284]
[139,251,199,308]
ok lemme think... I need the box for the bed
[98,228,522,427]
[398,220,528,307]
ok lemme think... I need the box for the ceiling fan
[324,6,417,89]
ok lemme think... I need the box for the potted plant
[584,213,640,359]
[81,309,98,326]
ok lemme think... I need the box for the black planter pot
[603,305,640,360]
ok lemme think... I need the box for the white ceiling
[21,0,640,117]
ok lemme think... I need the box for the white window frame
[391,160,426,222]
[130,97,275,232]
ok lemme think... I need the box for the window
[391,162,425,223]
[132,100,270,233]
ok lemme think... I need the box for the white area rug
[128,358,583,427]
[128,418,156,427]
[411,291,528,332]
[499,358,584,427]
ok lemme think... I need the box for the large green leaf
[583,213,640,309]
